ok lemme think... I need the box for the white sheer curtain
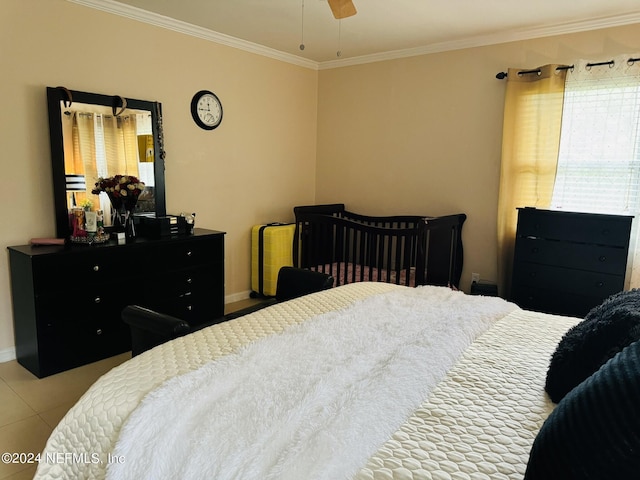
[550,54,640,286]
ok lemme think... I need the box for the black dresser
[8,228,225,377]
[511,208,632,317]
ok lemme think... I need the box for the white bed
[35,282,579,480]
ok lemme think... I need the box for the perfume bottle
[96,210,104,234]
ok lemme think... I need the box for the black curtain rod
[495,57,640,79]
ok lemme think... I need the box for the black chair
[122,267,334,356]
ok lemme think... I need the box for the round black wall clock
[191,90,223,130]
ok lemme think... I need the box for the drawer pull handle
[599,256,607,262]
[96,329,103,335]
[93,265,100,272]
[187,305,192,311]
[187,278,193,284]
[94,297,101,303]
[187,251,193,257]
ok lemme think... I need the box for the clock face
[191,90,223,130]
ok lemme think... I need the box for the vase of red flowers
[92,175,145,240]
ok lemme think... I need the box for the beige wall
[0,0,318,355]
[316,24,640,293]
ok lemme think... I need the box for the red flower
[92,175,145,211]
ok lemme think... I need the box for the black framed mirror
[47,86,166,238]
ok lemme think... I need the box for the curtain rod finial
[496,72,507,80]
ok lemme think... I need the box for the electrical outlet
[471,272,480,284]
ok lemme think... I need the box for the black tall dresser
[8,228,225,377]
[511,208,633,317]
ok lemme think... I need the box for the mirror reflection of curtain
[73,113,98,207]
[102,115,140,175]
[496,65,567,298]
[71,112,140,226]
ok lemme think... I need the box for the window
[551,59,640,215]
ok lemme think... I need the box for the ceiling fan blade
[327,0,357,19]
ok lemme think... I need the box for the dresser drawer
[150,236,223,271]
[34,293,131,375]
[37,316,130,374]
[514,237,628,275]
[512,262,623,298]
[142,267,224,326]
[35,288,133,328]
[32,249,137,292]
[150,296,223,326]
[516,208,632,247]
[145,267,219,298]
[511,285,604,317]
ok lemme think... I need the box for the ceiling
[79,0,640,67]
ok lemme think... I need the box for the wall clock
[191,90,223,130]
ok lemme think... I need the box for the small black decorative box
[135,215,187,238]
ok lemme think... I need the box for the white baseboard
[225,290,252,304]
[0,346,16,363]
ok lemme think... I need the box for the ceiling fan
[327,0,357,19]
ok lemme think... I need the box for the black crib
[293,204,466,289]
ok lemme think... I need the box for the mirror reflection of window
[61,102,156,226]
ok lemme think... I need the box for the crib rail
[293,205,466,288]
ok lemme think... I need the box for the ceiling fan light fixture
[327,0,357,19]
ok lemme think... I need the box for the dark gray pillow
[525,339,640,479]
[545,289,640,403]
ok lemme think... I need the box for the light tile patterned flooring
[0,298,263,479]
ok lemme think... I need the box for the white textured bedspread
[356,307,580,480]
[107,286,515,480]
[35,283,578,480]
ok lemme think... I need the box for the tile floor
[0,298,263,479]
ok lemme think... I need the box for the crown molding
[68,0,640,71]
[67,0,319,70]
[320,12,640,69]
